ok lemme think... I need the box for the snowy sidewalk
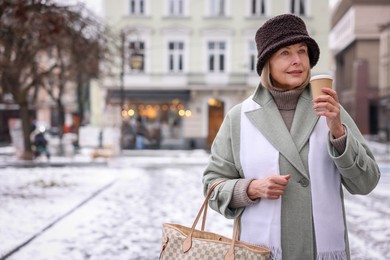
[0,154,225,260]
[0,147,389,259]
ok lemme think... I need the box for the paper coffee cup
[310,74,333,99]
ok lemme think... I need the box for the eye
[298,48,307,54]
[280,50,289,56]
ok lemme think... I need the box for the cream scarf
[240,96,347,260]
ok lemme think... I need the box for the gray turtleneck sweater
[229,86,347,208]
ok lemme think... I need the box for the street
[0,150,389,260]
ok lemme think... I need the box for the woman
[203,14,380,260]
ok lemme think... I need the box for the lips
[287,70,302,74]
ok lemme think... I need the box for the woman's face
[269,42,310,90]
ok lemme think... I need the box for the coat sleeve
[328,108,381,195]
[202,105,244,219]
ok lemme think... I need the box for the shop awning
[107,89,190,104]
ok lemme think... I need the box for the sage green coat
[203,85,381,260]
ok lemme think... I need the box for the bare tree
[67,12,110,137]
[0,0,111,159]
[40,45,67,150]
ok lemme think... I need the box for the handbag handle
[182,179,240,260]
[225,218,240,260]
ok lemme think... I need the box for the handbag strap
[224,217,240,260]
[182,179,243,260]
[182,179,226,253]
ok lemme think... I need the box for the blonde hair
[260,62,272,89]
[260,61,311,89]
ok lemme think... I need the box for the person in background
[203,14,380,260]
[135,116,149,149]
[33,127,50,160]
[121,121,135,149]
[150,120,162,149]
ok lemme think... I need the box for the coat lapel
[290,88,319,152]
[244,86,318,178]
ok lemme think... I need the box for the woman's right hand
[247,175,291,200]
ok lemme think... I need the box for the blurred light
[208,98,222,107]
[121,110,128,117]
[145,105,157,119]
[130,53,143,70]
[128,109,135,116]
[185,110,192,117]
[178,110,185,116]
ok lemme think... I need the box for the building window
[168,0,184,16]
[290,0,306,16]
[210,0,225,16]
[208,41,226,72]
[168,41,184,73]
[249,41,257,73]
[129,41,145,72]
[251,0,266,16]
[129,0,145,15]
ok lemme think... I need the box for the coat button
[358,158,365,168]
[299,178,309,187]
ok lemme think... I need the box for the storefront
[106,89,192,149]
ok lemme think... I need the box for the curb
[0,160,108,168]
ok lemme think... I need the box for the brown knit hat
[255,14,320,76]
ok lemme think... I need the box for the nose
[291,53,302,65]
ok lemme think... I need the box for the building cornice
[331,0,390,28]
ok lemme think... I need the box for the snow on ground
[0,167,117,258]
[0,149,389,260]
[343,163,390,260]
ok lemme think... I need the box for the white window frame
[166,0,186,16]
[207,40,227,73]
[248,0,270,17]
[248,41,257,73]
[162,29,190,74]
[127,0,148,16]
[167,41,185,73]
[205,0,230,17]
[202,29,232,83]
[287,0,311,17]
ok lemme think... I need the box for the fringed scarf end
[269,246,282,260]
[316,250,347,260]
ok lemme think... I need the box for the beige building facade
[379,23,390,96]
[379,22,390,139]
[100,0,331,149]
[330,0,390,137]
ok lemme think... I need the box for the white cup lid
[310,74,333,81]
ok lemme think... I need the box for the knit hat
[255,14,320,76]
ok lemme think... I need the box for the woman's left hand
[313,88,345,138]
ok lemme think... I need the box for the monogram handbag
[159,180,270,260]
